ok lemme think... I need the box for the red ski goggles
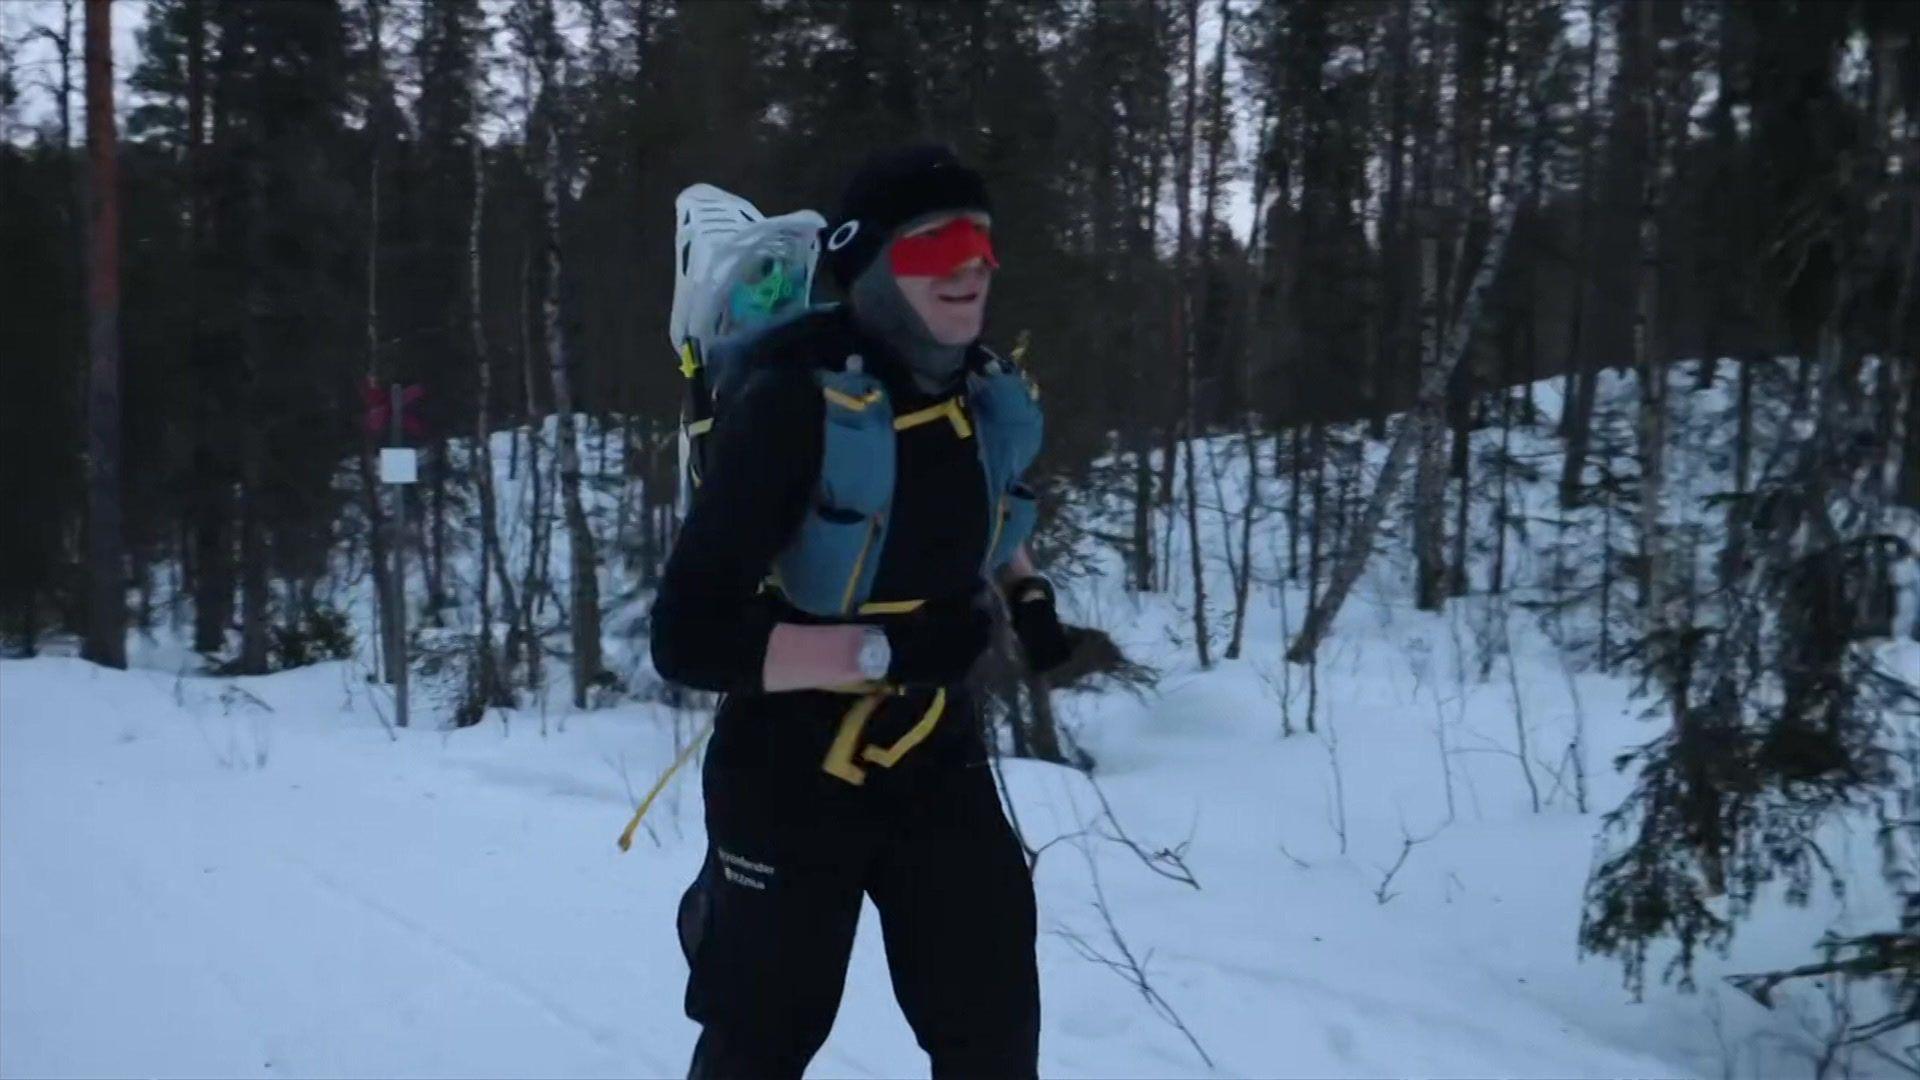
[888,216,999,278]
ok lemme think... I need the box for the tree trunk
[1227,92,1274,660]
[1128,129,1163,594]
[1372,0,1412,434]
[81,0,125,669]
[1889,148,1920,510]
[189,459,235,655]
[1288,425,1303,580]
[426,442,448,619]
[1174,0,1209,669]
[1493,385,1513,595]
[360,0,396,684]
[1412,194,1448,611]
[1693,3,1737,393]
[1156,425,1179,592]
[518,250,547,689]
[1190,0,1251,662]
[236,171,271,676]
[1155,3,1197,597]
[52,0,81,291]
[1633,0,1668,622]
[1130,441,1155,593]
[1288,34,1565,663]
[183,0,234,658]
[534,31,603,708]
[1445,11,1506,602]
[1557,0,1605,506]
[469,107,512,713]
[1598,469,1615,671]
[1309,424,1326,600]
[50,1,75,152]
[1449,367,1473,599]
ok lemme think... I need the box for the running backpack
[669,185,1041,618]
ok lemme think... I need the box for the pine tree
[206,0,358,673]
[1582,1,1920,1034]
[80,0,126,669]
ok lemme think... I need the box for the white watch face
[858,632,891,679]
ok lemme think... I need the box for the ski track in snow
[286,856,634,1066]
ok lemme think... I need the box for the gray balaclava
[849,229,972,395]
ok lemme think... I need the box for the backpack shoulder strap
[967,345,1044,571]
[708,307,846,405]
[969,355,1043,481]
[769,354,898,616]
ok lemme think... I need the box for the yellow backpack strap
[821,691,887,786]
[893,396,973,439]
[823,385,884,411]
[819,686,949,784]
[860,688,946,767]
[856,598,925,616]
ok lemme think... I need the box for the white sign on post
[380,447,419,484]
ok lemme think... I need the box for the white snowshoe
[669,184,826,513]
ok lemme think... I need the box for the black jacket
[649,308,997,771]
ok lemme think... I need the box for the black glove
[884,590,994,687]
[1007,576,1072,674]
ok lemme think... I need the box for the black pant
[677,696,1040,1079]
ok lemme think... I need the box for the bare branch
[1374,820,1444,905]
[1075,766,1202,890]
[1050,836,1216,1070]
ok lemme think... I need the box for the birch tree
[1411,0,1451,613]
[528,0,604,707]
[468,59,513,714]
[1173,0,1210,669]
[1289,25,1569,664]
[1556,0,1606,508]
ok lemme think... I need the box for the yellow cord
[616,718,714,853]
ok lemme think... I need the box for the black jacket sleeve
[649,366,823,692]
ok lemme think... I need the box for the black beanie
[823,144,992,287]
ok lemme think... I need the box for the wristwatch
[856,627,893,681]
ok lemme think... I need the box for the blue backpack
[687,314,1043,618]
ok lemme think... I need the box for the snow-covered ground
[3,363,1913,1077]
